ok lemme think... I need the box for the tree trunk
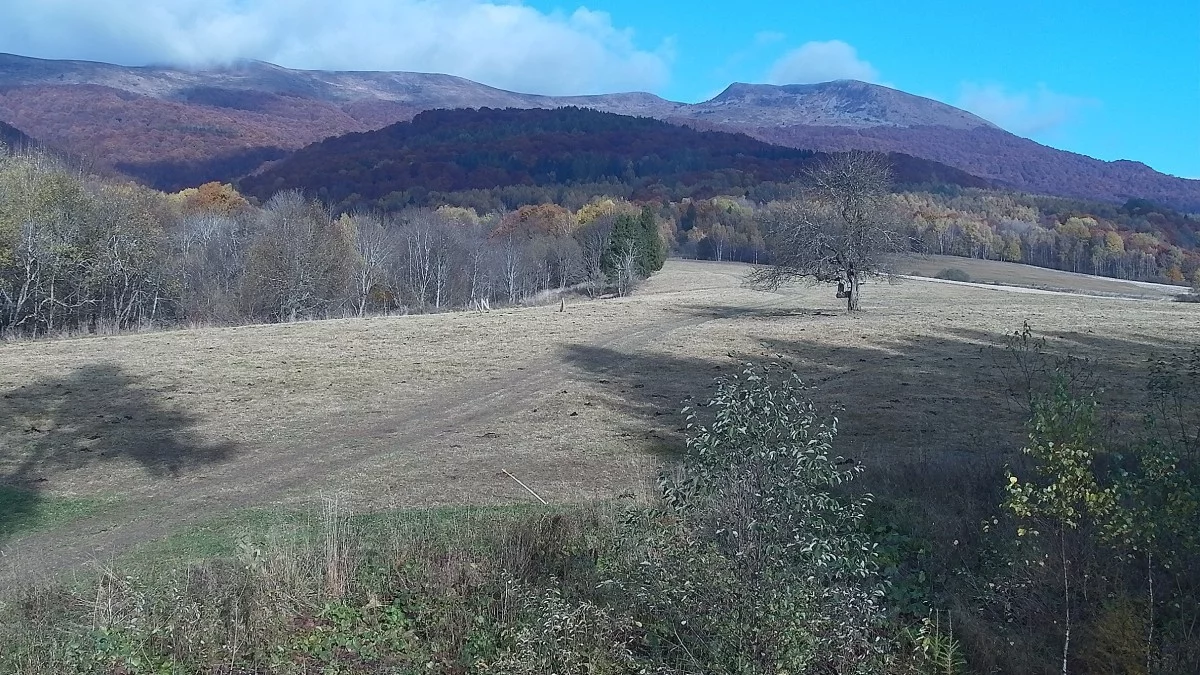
[847,271,861,311]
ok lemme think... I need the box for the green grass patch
[0,486,116,542]
[125,501,565,569]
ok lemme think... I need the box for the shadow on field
[0,364,237,543]
[564,322,1196,557]
[673,302,840,320]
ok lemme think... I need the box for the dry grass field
[2,259,1197,584]
[902,253,1187,299]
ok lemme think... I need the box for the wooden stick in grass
[503,469,548,505]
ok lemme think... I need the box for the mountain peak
[1,53,1196,210]
[702,80,996,130]
[714,79,873,98]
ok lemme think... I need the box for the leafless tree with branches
[749,151,909,311]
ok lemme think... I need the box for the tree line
[673,189,1199,287]
[0,148,665,337]
[900,190,1200,284]
[4,140,1197,338]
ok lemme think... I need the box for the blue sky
[527,0,1198,179]
[1,0,1197,177]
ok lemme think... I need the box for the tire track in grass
[1,285,792,583]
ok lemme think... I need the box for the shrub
[637,364,894,673]
[995,329,1200,674]
[934,268,972,282]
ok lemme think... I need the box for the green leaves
[644,363,891,672]
[997,329,1200,671]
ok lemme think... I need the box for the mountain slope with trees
[234,106,1199,288]
[0,121,32,150]
[237,106,988,211]
[2,53,1197,210]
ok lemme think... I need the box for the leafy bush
[638,364,894,673]
[995,329,1200,674]
[934,268,971,282]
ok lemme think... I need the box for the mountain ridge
[699,81,998,130]
[0,52,1196,210]
[236,106,991,211]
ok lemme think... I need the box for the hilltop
[237,106,988,210]
[2,53,1198,209]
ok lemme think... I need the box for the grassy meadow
[2,259,1197,673]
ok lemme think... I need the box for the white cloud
[956,83,1094,135]
[0,0,672,95]
[767,40,879,84]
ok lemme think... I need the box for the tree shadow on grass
[671,302,842,321]
[0,363,238,544]
[562,323,1197,561]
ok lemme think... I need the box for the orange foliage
[492,203,574,239]
[177,182,250,215]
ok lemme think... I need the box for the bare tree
[500,233,526,303]
[243,192,354,322]
[749,151,908,311]
[393,209,459,311]
[453,216,496,310]
[175,212,251,324]
[575,215,614,297]
[345,213,391,317]
[612,234,640,297]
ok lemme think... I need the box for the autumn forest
[2,106,1198,338]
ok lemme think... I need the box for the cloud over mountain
[767,40,880,85]
[0,0,671,95]
[956,82,1094,135]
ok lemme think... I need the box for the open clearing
[901,254,1187,299]
[2,259,1197,584]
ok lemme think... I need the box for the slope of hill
[684,81,996,130]
[747,123,1197,212]
[0,53,678,191]
[0,120,33,150]
[1,53,1197,210]
[237,106,989,210]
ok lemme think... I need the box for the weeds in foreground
[6,337,1195,674]
[1,365,936,674]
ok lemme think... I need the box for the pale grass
[1,259,1196,580]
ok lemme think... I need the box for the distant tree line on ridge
[237,106,987,213]
[237,106,1200,288]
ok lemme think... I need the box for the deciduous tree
[750,152,907,311]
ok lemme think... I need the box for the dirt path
[1,262,784,583]
[7,259,1194,585]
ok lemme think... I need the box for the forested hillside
[5,54,1199,211]
[238,107,1199,286]
[238,107,988,211]
[0,122,32,150]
